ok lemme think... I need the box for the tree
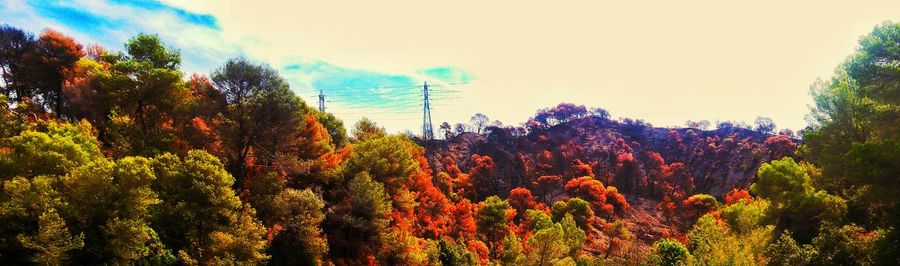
[314,111,348,147]
[437,239,478,266]
[439,122,453,139]
[326,173,392,262]
[724,188,752,205]
[508,187,537,223]
[570,159,594,178]
[17,209,84,265]
[94,34,187,156]
[754,116,776,134]
[61,156,163,263]
[475,196,514,255]
[751,157,846,242]
[602,220,633,259]
[342,135,420,192]
[809,223,880,265]
[657,195,677,223]
[150,150,268,264]
[564,176,629,216]
[535,103,588,127]
[682,194,718,222]
[268,188,328,265]
[470,113,489,134]
[469,154,497,200]
[804,22,900,263]
[499,233,525,265]
[27,29,85,116]
[766,231,814,266]
[764,135,797,160]
[651,238,689,266]
[351,117,385,141]
[0,25,35,101]
[719,199,768,235]
[686,214,733,265]
[211,56,306,182]
[526,222,567,266]
[664,162,694,196]
[536,175,562,203]
[614,152,643,194]
[550,198,593,230]
[0,120,102,179]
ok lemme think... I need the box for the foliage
[751,157,847,242]
[651,238,689,266]
[268,188,328,265]
[17,209,84,265]
[476,196,514,254]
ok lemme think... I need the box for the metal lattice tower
[422,81,434,140]
[318,89,326,112]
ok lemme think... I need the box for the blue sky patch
[417,66,473,83]
[31,1,121,36]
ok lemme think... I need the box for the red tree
[508,187,537,223]
[564,176,630,216]
[30,29,85,116]
[724,188,752,205]
[571,159,594,178]
[469,154,497,200]
[664,162,695,195]
[682,194,718,221]
[615,152,644,195]
[764,134,797,159]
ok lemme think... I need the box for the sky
[3,0,900,134]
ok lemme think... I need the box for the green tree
[686,214,732,265]
[342,135,421,191]
[651,238,689,266]
[351,117,386,142]
[210,57,307,182]
[150,150,268,264]
[550,198,593,230]
[0,120,102,179]
[809,223,880,265]
[751,157,846,242]
[0,95,25,138]
[500,233,525,265]
[559,214,586,257]
[720,199,769,235]
[268,188,328,265]
[766,231,814,266]
[526,223,567,266]
[523,212,585,266]
[17,209,84,265]
[315,110,348,147]
[803,21,900,263]
[97,34,186,156]
[476,196,513,253]
[60,156,163,263]
[437,239,478,266]
[326,172,392,262]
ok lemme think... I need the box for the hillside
[425,115,796,199]
[421,114,798,250]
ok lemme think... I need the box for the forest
[0,21,898,266]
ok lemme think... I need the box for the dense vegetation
[0,21,898,265]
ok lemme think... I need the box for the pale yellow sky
[163,0,900,132]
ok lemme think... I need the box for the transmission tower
[318,89,326,112]
[422,81,434,140]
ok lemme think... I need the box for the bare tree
[470,113,489,134]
